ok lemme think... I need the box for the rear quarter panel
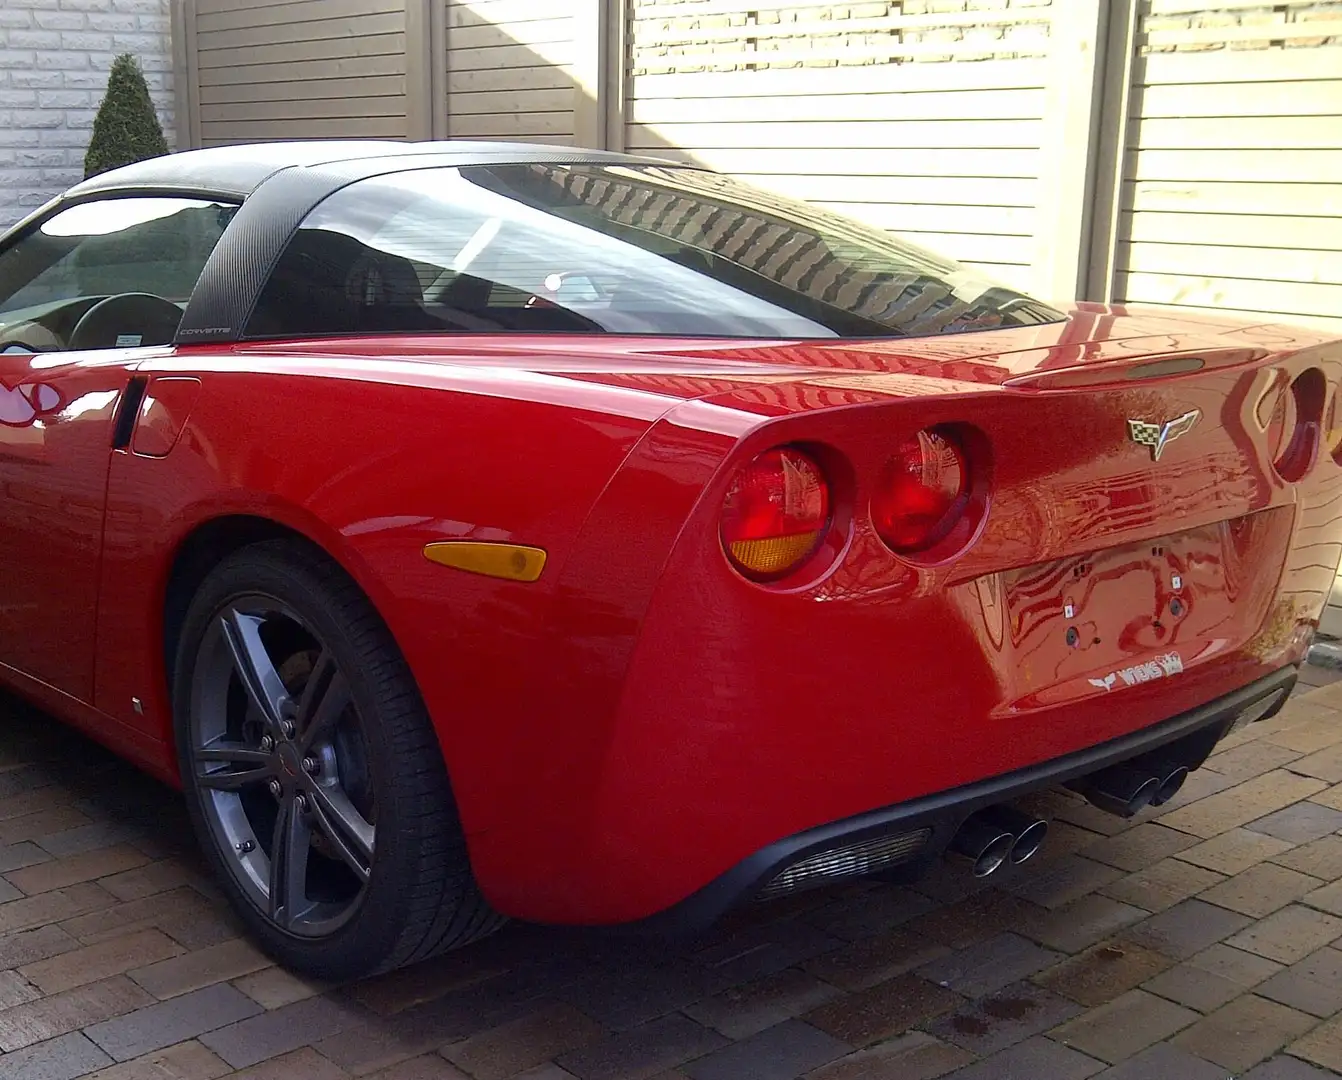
[94,348,675,835]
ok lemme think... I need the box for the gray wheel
[173,540,503,979]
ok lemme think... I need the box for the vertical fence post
[1033,0,1108,302]
[406,0,434,141]
[603,0,626,152]
[1085,0,1139,304]
[574,0,605,147]
[170,0,201,150]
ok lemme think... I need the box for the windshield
[246,163,1065,341]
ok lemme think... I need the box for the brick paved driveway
[0,683,1341,1080]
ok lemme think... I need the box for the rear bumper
[632,665,1297,936]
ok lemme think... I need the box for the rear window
[245,163,1065,341]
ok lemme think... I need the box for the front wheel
[172,540,503,980]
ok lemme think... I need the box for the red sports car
[0,140,1337,979]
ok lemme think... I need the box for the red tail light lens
[721,447,830,579]
[872,428,969,554]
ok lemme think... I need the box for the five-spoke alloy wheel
[174,541,502,979]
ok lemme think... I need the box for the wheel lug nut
[280,721,295,739]
[236,839,254,853]
[302,756,319,775]
[268,779,282,798]
[259,736,273,752]
[294,793,307,812]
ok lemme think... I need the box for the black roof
[66,140,680,201]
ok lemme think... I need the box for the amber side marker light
[423,541,547,582]
[720,446,831,580]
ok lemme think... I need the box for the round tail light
[721,447,830,580]
[872,427,969,554]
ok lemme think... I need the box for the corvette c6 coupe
[0,140,1338,979]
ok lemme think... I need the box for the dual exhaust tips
[1065,755,1189,819]
[950,805,1049,878]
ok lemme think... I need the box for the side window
[0,196,237,352]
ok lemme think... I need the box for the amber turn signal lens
[721,447,830,580]
[872,427,969,554]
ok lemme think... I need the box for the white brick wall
[0,0,175,231]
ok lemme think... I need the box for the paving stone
[0,925,78,970]
[1272,836,1342,881]
[925,980,1081,1055]
[129,937,270,999]
[230,966,329,1010]
[1146,767,1237,819]
[1141,942,1282,1013]
[1119,899,1254,960]
[0,842,51,874]
[1172,993,1317,1072]
[680,1019,850,1080]
[1262,710,1342,753]
[85,982,263,1062]
[1290,742,1342,783]
[800,928,951,992]
[1245,1054,1342,1079]
[441,1001,607,1080]
[1205,740,1306,780]
[1091,1042,1231,1080]
[916,933,1062,998]
[1081,824,1199,872]
[1160,772,1329,839]
[564,957,725,1032]
[0,969,40,1010]
[0,976,153,1052]
[0,809,93,848]
[97,860,203,903]
[1017,895,1149,954]
[683,967,841,1039]
[0,1031,113,1080]
[1248,801,1342,844]
[805,1031,974,1080]
[198,990,369,1069]
[1312,784,1342,811]
[1099,858,1226,912]
[36,822,147,860]
[1258,947,1342,1017]
[4,844,148,894]
[803,973,961,1047]
[694,920,842,986]
[941,1034,1105,1079]
[0,882,116,935]
[1049,989,1198,1064]
[1199,862,1325,918]
[552,1012,723,1080]
[1177,827,1298,876]
[1228,904,1342,964]
[368,1057,472,1080]
[1034,941,1174,1008]
[1288,1012,1342,1073]
[1004,856,1124,910]
[1303,878,1342,918]
[903,892,1044,949]
[227,1046,349,1080]
[19,929,183,995]
[84,1039,231,1080]
[804,886,936,942]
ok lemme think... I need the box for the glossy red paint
[2,305,1341,924]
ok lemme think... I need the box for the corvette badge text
[1089,652,1184,692]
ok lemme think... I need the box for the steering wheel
[67,292,184,352]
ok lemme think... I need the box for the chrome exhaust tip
[1150,764,1189,806]
[978,805,1049,865]
[949,813,1016,878]
[1066,765,1162,818]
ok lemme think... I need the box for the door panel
[0,348,156,700]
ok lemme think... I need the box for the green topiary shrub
[83,53,169,179]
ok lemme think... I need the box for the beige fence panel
[444,0,583,143]
[184,0,411,145]
[618,0,1083,293]
[1090,2,1342,334]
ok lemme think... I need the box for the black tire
[172,539,504,980]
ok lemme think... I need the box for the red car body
[6,301,1338,925]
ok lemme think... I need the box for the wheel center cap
[278,743,302,778]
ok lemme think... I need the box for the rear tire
[172,540,503,980]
